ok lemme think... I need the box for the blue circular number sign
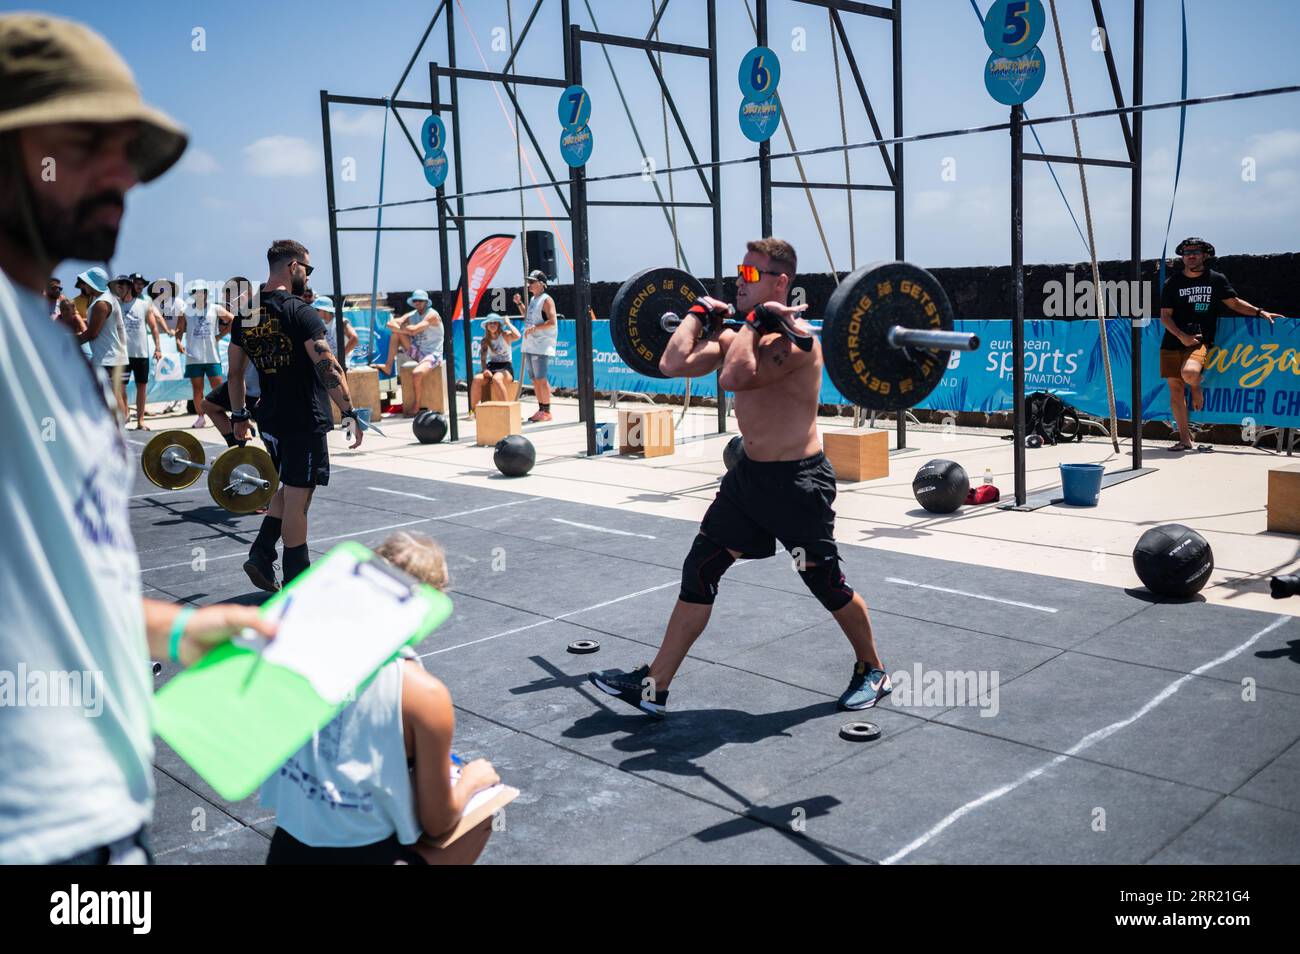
[423,150,448,188]
[983,0,1046,57]
[738,46,780,98]
[558,85,591,131]
[984,47,1047,105]
[421,114,447,154]
[559,124,594,167]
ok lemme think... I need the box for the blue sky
[36,0,1300,296]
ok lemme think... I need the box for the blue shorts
[523,353,549,379]
[184,361,222,379]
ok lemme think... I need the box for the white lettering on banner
[465,266,487,314]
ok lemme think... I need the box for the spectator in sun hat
[373,288,443,377]
[73,265,129,415]
[0,12,273,865]
[513,268,557,422]
[315,295,357,365]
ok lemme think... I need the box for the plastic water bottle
[983,467,994,486]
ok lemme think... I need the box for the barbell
[140,430,279,514]
[609,261,979,412]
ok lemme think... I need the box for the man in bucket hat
[0,14,274,864]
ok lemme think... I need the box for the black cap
[128,272,147,283]
[1175,236,1215,257]
[109,274,132,286]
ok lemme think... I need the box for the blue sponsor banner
[146,315,1300,428]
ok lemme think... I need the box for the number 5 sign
[983,0,1045,57]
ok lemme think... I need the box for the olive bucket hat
[0,13,188,182]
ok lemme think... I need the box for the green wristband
[169,607,195,664]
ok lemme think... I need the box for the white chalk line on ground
[367,486,439,502]
[550,517,656,540]
[880,614,1292,865]
[421,581,679,657]
[886,577,1059,614]
[138,499,532,573]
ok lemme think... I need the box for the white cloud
[329,109,385,137]
[178,147,220,175]
[1245,129,1300,165]
[242,135,320,177]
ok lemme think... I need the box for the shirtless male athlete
[590,237,890,717]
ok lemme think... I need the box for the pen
[241,594,292,693]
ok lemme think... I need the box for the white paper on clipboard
[257,554,429,704]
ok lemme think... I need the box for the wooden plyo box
[618,408,674,457]
[475,401,521,446]
[822,429,889,482]
[399,361,448,417]
[331,367,381,424]
[1267,463,1300,534]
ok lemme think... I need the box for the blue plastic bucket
[1060,463,1105,506]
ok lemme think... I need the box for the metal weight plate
[609,266,708,379]
[839,721,881,742]
[208,446,278,514]
[566,639,600,655]
[822,261,957,412]
[141,430,205,490]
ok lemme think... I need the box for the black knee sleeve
[799,557,855,612]
[680,534,736,605]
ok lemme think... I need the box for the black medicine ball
[913,459,969,514]
[1132,524,1214,597]
[723,435,746,471]
[494,434,536,477]
[413,410,448,444]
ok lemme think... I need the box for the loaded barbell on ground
[140,429,279,514]
[609,261,980,412]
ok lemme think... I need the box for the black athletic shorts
[486,360,513,375]
[123,356,150,384]
[266,827,426,865]
[700,451,840,562]
[261,428,330,488]
[203,380,260,416]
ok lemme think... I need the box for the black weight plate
[838,721,881,742]
[566,639,600,655]
[609,266,707,379]
[823,261,956,412]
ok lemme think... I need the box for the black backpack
[1024,391,1082,445]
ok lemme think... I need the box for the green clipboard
[154,541,453,801]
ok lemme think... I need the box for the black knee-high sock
[283,544,310,584]
[252,516,282,560]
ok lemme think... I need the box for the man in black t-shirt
[1158,236,1281,451]
[228,239,363,590]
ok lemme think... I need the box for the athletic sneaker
[192,414,206,429]
[589,664,669,718]
[838,662,892,710]
[527,409,552,423]
[243,550,280,593]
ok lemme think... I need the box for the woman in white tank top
[177,284,232,428]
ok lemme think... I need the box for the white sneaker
[192,414,206,429]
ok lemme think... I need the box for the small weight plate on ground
[141,429,205,490]
[567,639,601,655]
[208,446,278,514]
[609,266,707,379]
[839,721,881,742]
[823,261,956,412]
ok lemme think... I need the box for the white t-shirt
[184,301,221,365]
[161,296,185,332]
[122,297,151,358]
[87,291,128,367]
[0,268,152,864]
[521,292,557,356]
[405,309,442,358]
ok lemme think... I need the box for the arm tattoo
[314,357,343,389]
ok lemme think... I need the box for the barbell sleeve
[166,451,270,489]
[887,326,980,352]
